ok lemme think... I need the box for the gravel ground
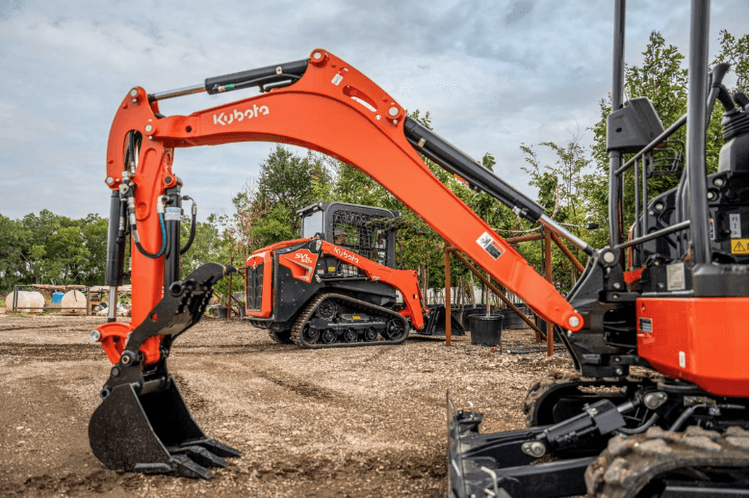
[0,313,575,497]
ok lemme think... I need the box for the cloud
[506,1,533,24]
[0,0,747,223]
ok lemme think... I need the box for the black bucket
[462,306,490,331]
[500,308,528,329]
[469,314,503,346]
[218,307,228,319]
[421,305,466,336]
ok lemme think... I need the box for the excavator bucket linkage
[89,263,241,478]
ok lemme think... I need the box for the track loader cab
[298,201,399,269]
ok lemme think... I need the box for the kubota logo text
[333,247,359,264]
[213,104,270,126]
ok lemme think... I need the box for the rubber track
[268,330,294,344]
[290,293,409,349]
[585,425,749,497]
[522,373,654,427]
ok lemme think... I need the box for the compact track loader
[245,201,463,348]
[89,0,747,492]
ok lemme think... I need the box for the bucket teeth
[191,438,243,458]
[168,455,215,479]
[169,444,229,469]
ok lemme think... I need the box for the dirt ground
[0,313,575,497]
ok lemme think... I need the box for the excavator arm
[98,48,584,365]
[90,47,592,479]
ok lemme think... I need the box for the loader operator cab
[298,201,400,268]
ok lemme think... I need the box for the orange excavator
[90,0,747,493]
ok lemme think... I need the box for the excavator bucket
[89,263,241,478]
[89,378,240,478]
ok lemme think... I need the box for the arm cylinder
[404,118,545,222]
[204,59,309,94]
[105,191,125,287]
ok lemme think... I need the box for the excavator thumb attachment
[89,263,241,478]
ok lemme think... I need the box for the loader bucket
[89,378,241,478]
[420,305,465,336]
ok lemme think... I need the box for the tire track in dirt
[0,342,101,362]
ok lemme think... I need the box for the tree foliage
[0,211,108,291]
[2,30,745,304]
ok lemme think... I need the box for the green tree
[587,30,748,243]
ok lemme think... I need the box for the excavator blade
[89,379,241,478]
[89,263,241,478]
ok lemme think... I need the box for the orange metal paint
[245,250,274,318]
[278,249,319,283]
[637,297,749,397]
[100,49,581,365]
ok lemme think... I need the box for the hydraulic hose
[133,213,167,259]
[127,191,168,259]
[180,196,197,255]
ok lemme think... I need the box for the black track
[290,293,409,349]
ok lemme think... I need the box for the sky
[1,0,747,222]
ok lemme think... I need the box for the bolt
[522,441,546,457]
[602,251,616,264]
[655,202,664,211]
[313,51,322,60]
[130,89,138,97]
[713,177,725,187]
[388,106,399,117]
[145,124,153,133]
[393,119,398,125]
[90,330,101,342]
[111,366,120,377]
[120,351,134,365]
[375,114,381,120]
[707,191,715,200]
[568,316,580,328]
[105,176,114,186]
[615,368,624,376]
[644,391,667,409]
[613,282,621,290]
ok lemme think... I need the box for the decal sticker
[333,246,359,264]
[666,262,685,291]
[476,232,503,259]
[332,73,344,86]
[729,213,742,238]
[212,104,270,126]
[732,239,749,255]
[279,249,319,283]
[639,317,652,333]
[164,207,181,221]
